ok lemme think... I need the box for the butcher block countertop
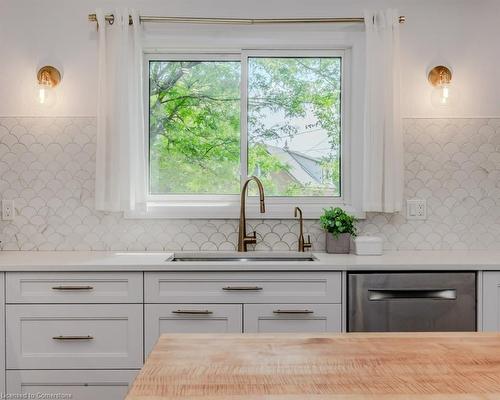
[126,332,500,400]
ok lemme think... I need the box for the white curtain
[95,8,146,212]
[363,9,403,213]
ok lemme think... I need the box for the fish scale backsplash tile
[362,117,500,250]
[1,116,500,251]
[0,117,325,251]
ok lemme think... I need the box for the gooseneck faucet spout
[238,176,266,252]
[294,206,312,252]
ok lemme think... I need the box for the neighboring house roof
[264,144,335,188]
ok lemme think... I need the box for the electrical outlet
[2,200,15,221]
[406,199,426,220]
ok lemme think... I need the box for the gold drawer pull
[52,335,94,340]
[172,310,213,315]
[273,309,314,314]
[52,286,94,291]
[222,286,263,291]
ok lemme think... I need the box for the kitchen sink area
[167,252,317,262]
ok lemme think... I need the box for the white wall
[1,0,499,118]
[2,0,500,251]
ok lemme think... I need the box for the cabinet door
[7,304,143,369]
[145,304,242,355]
[244,304,341,333]
[7,370,138,400]
[483,272,500,331]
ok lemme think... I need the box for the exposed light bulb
[442,86,449,100]
[39,87,46,104]
[37,82,56,107]
[36,66,61,108]
[431,83,455,108]
[38,82,50,105]
[428,66,455,108]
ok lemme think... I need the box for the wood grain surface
[126,332,500,399]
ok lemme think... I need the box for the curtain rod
[87,14,406,25]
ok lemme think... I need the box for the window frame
[130,48,356,219]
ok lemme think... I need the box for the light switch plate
[1,200,14,220]
[406,199,426,220]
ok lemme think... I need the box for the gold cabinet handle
[222,286,263,291]
[172,310,213,314]
[273,309,314,314]
[52,335,94,340]
[52,286,94,291]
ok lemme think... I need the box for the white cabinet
[482,272,500,331]
[145,304,242,355]
[6,304,143,369]
[144,272,343,352]
[145,272,342,303]
[244,304,342,333]
[2,268,343,395]
[5,272,143,400]
[6,272,143,303]
[7,370,138,400]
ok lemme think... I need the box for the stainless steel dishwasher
[348,272,476,332]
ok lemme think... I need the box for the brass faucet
[238,176,266,252]
[294,207,312,252]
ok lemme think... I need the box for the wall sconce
[428,65,454,107]
[37,66,61,106]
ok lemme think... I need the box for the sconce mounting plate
[37,66,61,87]
[428,66,452,86]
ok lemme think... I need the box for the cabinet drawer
[145,304,242,355]
[6,304,143,369]
[145,272,341,303]
[7,370,138,400]
[244,304,342,333]
[6,272,143,303]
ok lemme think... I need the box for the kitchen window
[142,50,353,219]
[149,57,242,195]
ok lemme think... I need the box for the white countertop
[0,250,500,271]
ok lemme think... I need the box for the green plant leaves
[319,207,358,238]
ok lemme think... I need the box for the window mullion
[240,51,249,187]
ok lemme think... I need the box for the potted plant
[319,207,358,254]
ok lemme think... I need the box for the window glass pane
[149,60,241,195]
[247,57,342,196]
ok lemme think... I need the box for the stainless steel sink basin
[168,252,316,262]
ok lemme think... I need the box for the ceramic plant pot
[325,232,351,254]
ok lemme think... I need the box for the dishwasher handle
[368,289,457,301]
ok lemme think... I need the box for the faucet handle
[244,232,257,246]
[304,235,312,250]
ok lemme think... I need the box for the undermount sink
[168,252,316,262]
